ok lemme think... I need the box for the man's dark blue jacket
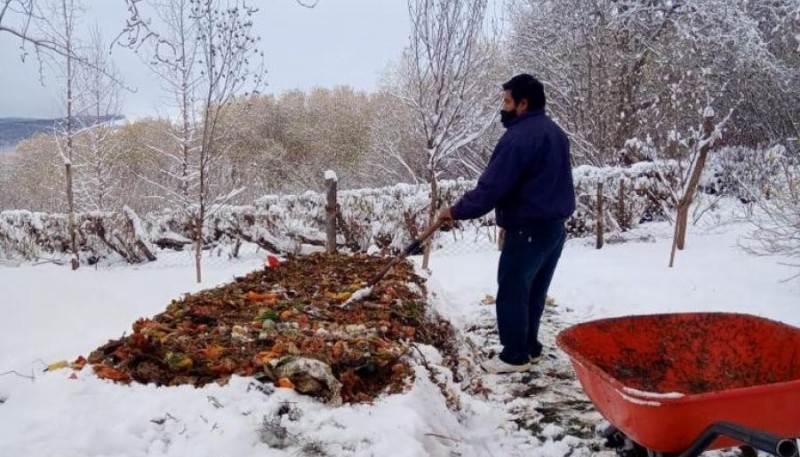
[451,109,576,228]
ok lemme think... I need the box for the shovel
[341,219,445,308]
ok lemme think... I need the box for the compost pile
[83,253,454,404]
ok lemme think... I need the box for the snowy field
[1,204,798,457]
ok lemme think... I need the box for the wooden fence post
[596,182,604,250]
[618,179,626,231]
[325,170,338,254]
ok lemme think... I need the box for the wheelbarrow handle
[366,219,444,287]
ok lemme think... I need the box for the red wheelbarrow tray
[556,312,800,453]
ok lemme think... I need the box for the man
[438,74,576,374]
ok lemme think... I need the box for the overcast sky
[0,0,411,119]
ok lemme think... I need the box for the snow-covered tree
[1,0,80,59]
[368,88,426,186]
[127,0,263,282]
[723,2,800,146]
[666,105,733,267]
[742,144,800,279]
[73,27,124,212]
[37,0,84,270]
[508,0,800,165]
[508,0,799,267]
[508,0,676,165]
[397,0,499,268]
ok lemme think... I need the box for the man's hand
[437,207,454,229]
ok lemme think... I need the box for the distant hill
[0,116,124,153]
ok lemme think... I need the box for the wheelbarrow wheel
[603,426,652,457]
[616,446,649,457]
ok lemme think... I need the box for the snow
[618,387,684,409]
[123,205,156,253]
[619,392,662,407]
[622,387,685,400]
[340,286,373,308]
[1,205,799,456]
[324,170,338,182]
[3,157,764,263]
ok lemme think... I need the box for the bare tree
[509,0,799,166]
[118,0,320,49]
[399,0,498,268]
[742,144,800,280]
[368,89,426,186]
[73,27,124,212]
[35,0,84,270]
[1,0,76,60]
[134,0,201,209]
[455,119,503,179]
[667,105,732,267]
[125,0,263,282]
[509,0,687,166]
[2,0,142,87]
[18,0,122,266]
[188,0,262,282]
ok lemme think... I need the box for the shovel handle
[402,218,445,257]
[366,219,445,287]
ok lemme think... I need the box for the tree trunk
[676,204,689,250]
[618,179,626,231]
[194,231,202,283]
[668,205,682,268]
[196,159,206,283]
[64,1,78,271]
[676,115,715,251]
[422,177,438,270]
[670,114,716,266]
[325,174,337,254]
[232,237,242,259]
[66,162,79,270]
[181,84,191,202]
[596,182,604,250]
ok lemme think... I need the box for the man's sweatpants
[496,220,566,365]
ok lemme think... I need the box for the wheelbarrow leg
[674,422,798,457]
[738,446,758,457]
[602,423,798,457]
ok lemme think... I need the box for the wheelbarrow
[556,313,800,457]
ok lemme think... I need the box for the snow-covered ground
[1,205,798,457]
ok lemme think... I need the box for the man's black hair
[502,74,546,110]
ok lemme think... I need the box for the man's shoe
[481,356,530,374]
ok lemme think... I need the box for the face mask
[500,109,517,128]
